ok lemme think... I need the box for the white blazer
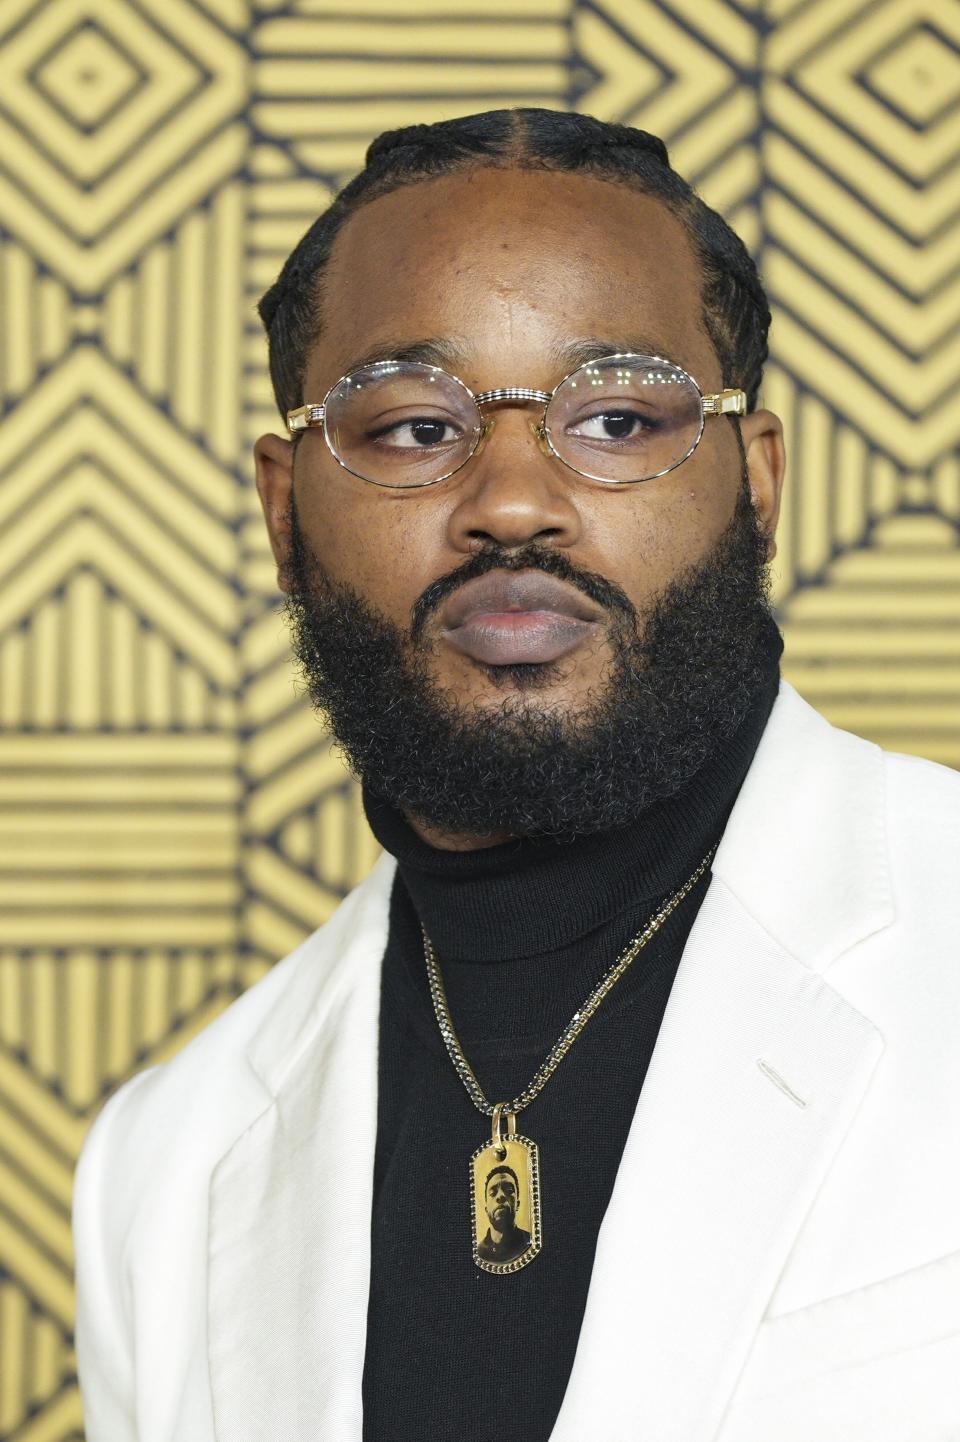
[73,683,960,1441]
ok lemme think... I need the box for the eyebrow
[552,336,674,370]
[336,337,469,377]
[332,334,681,387]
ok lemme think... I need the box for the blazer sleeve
[73,1069,156,1442]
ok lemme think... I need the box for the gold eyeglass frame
[286,352,747,489]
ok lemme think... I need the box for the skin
[255,168,785,849]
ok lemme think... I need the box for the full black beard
[283,481,780,840]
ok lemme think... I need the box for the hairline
[485,1163,520,1194]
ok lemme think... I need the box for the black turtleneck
[361,660,780,1442]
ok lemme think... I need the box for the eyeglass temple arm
[702,389,747,416]
[287,404,325,432]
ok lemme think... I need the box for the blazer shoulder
[71,935,324,1437]
[73,933,303,1272]
[882,745,960,886]
[883,743,960,808]
[873,748,960,959]
[75,853,396,1235]
[777,682,960,879]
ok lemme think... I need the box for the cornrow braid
[258,108,769,419]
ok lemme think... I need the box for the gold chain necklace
[422,843,717,1274]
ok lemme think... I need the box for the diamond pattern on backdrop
[0,1,958,1435]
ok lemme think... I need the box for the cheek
[584,504,685,607]
[294,467,448,620]
[582,446,739,607]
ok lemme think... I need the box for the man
[74,109,960,1442]
[477,1165,532,1266]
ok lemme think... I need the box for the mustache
[410,543,638,647]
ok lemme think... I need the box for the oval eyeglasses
[286,352,746,488]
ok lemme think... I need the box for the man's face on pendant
[255,166,783,728]
[485,1173,518,1232]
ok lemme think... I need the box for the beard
[283,478,780,841]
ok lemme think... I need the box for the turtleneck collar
[364,642,781,964]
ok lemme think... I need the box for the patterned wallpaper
[1,0,958,1435]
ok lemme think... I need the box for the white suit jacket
[73,683,960,1441]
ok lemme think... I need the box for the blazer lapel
[552,685,893,1442]
[206,854,395,1442]
[551,880,884,1441]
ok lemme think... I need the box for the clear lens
[545,355,704,483]
[323,361,482,487]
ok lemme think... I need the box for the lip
[440,570,603,666]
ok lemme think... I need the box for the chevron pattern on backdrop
[0,1,958,1434]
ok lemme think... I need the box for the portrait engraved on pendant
[470,1135,542,1274]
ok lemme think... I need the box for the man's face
[485,1172,518,1232]
[255,168,784,842]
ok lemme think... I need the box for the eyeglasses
[286,352,746,488]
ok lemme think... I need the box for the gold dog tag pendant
[470,1106,542,1274]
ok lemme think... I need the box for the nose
[446,410,582,553]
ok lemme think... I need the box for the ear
[254,432,295,594]
[738,409,785,561]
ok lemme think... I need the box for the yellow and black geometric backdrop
[1,0,958,1434]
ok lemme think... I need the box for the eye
[568,408,658,443]
[370,415,464,449]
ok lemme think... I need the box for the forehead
[487,1172,516,1191]
[313,167,713,389]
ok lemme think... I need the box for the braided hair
[258,108,770,418]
